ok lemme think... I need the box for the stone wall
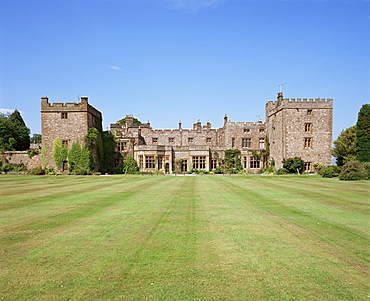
[1,151,41,169]
[41,97,103,170]
[267,97,333,170]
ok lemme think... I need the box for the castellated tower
[41,97,102,170]
[266,93,333,171]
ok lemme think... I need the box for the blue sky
[1,0,369,141]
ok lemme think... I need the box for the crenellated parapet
[266,97,333,117]
[41,96,102,120]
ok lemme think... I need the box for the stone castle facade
[41,93,333,172]
[41,96,102,170]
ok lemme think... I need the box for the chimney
[179,121,182,130]
[277,92,283,103]
[224,114,228,126]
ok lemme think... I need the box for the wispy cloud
[107,65,121,71]
[0,108,15,114]
[167,0,224,13]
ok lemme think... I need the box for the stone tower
[41,97,102,170]
[266,93,333,171]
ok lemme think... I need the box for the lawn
[0,174,369,300]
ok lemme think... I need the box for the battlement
[266,96,333,117]
[226,120,265,126]
[41,96,102,119]
[267,98,333,106]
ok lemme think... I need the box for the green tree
[224,149,242,171]
[283,157,305,174]
[41,144,48,169]
[356,104,370,162]
[8,110,30,150]
[100,131,116,173]
[122,156,139,174]
[52,137,68,170]
[0,118,13,150]
[339,161,369,181]
[118,117,142,125]
[31,133,42,143]
[0,110,30,151]
[80,145,94,172]
[68,140,82,173]
[332,126,357,166]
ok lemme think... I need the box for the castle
[41,92,333,173]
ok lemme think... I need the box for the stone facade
[40,93,333,173]
[41,97,102,170]
[1,151,41,170]
[266,93,333,170]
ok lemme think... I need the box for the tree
[52,137,68,170]
[356,104,370,162]
[0,110,30,151]
[224,149,242,171]
[339,161,369,181]
[80,145,94,172]
[123,156,139,174]
[8,110,30,150]
[41,144,48,169]
[31,134,42,143]
[282,157,305,174]
[118,117,142,125]
[99,131,116,173]
[332,126,356,166]
[68,140,82,173]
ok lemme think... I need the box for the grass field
[0,174,369,300]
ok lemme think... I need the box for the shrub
[75,168,90,175]
[30,168,45,175]
[214,167,223,174]
[283,157,305,174]
[0,163,26,173]
[115,162,125,174]
[277,168,288,175]
[26,149,39,157]
[318,165,341,178]
[339,161,369,181]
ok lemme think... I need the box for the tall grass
[0,175,369,300]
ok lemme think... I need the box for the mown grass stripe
[0,175,369,300]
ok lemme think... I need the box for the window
[243,156,248,169]
[243,128,250,133]
[242,138,251,148]
[168,137,174,143]
[188,137,194,143]
[138,155,143,169]
[181,160,188,172]
[232,138,235,148]
[259,138,265,149]
[304,138,312,148]
[152,137,158,143]
[158,156,164,169]
[259,128,265,133]
[62,140,69,148]
[206,137,212,143]
[145,156,155,169]
[305,123,312,133]
[61,112,68,119]
[117,141,127,152]
[114,158,120,168]
[192,156,206,170]
[250,156,260,169]
[307,109,312,116]
[304,162,312,172]
[210,159,217,170]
